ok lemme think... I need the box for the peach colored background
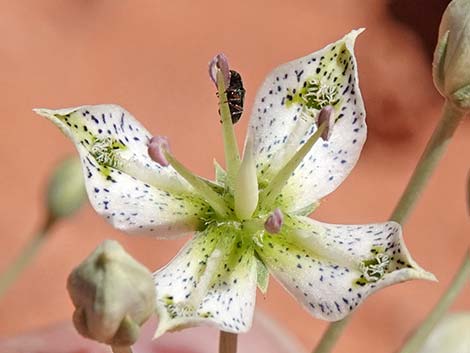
[0,1,468,352]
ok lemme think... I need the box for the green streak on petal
[255,255,269,294]
[154,225,257,336]
[214,159,227,185]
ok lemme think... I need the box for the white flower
[35,29,434,338]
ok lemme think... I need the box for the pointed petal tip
[33,108,53,118]
[342,28,366,49]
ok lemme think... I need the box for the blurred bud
[416,313,470,353]
[433,0,470,110]
[67,240,156,347]
[46,157,86,220]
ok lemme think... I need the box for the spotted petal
[248,30,366,213]
[35,105,209,238]
[255,215,434,321]
[153,224,257,337]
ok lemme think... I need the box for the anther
[148,136,171,167]
[208,53,231,88]
[264,208,284,234]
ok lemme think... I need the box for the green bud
[417,313,470,353]
[433,0,470,110]
[46,157,86,219]
[67,240,156,347]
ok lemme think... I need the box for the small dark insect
[225,70,246,124]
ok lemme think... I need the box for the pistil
[234,136,259,220]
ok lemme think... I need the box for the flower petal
[36,105,209,238]
[248,30,366,212]
[255,215,434,321]
[153,224,257,336]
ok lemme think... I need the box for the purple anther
[264,208,284,234]
[208,53,231,88]
[317,105,335,141]
[148,136,171,167]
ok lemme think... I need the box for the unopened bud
[433,0,470,110]
[46,157,86,220]
[67,240,156,348]
[416,313,470,353]
[264,208,284,234]
[148,136,171,166]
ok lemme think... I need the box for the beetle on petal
[35,29,435,338]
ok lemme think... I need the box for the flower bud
[67,240,156,347]
[46,157,86,220]
[416,313,470,353]
[433,0,470,110]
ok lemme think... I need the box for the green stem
[390,102,464,224]
[0,215,55,298]
[219,331,237,353]
[398,253,470,353]
[217,71,241,191]
[311,102,465,353]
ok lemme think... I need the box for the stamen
[148,136,171,167]
[211,54,240,191]
[157,147,231,218]
[234,136,259,220]
[260,107,330,208]
[208,53,230,88]
[264,208,283,234]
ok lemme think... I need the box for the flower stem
[112,346,134,353]
[398,253,470,353]
[217,71,241,191]
[390,102,464,224]
[219,331,238,353]
[311,101,465,353]
[0,215,55,299]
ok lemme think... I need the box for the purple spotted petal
[35,105,208,238]
[153,224,257,337]
[255,215,435,321]
[247,30,366,213]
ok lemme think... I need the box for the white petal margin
[247,30,366,213]
[255,215,435,321]
[153,224,257,337]
[35,105,209,238]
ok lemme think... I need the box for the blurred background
[0,0,468,352]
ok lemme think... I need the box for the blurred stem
[0,214,56,298]
[219,331,237,353]
[312,101,465,353]
[390,102,464,224]
[112,346,134,353]
[398,253,470,353]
